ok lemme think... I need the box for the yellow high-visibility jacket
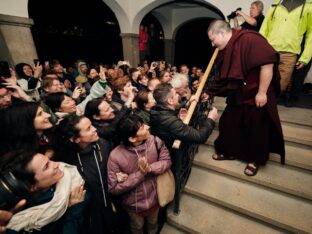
[259,0,312,64]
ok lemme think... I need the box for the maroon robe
[208,29,285,165]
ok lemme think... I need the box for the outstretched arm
[236,10,257,26]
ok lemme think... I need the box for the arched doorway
[174,18,215,70]
[28,0,122,67]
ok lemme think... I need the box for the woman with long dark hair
[0,102,54,157]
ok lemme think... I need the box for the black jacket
[150,104,215,152]
[73,139,118,234]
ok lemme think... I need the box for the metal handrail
[171,48,219,214]
[172,48,219,150]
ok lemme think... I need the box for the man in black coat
[150,83,218,154]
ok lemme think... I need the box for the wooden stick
[172,48,219,149]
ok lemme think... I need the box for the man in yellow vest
[260,0,312,97]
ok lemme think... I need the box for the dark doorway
[140,14,165,64]
[28,0,122,67]
[175,18,215,70]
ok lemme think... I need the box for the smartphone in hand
[33,59,41,66]
[0,61,11,78]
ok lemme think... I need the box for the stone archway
[0,0,273,68]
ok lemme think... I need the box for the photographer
[110,75,137,110]
[15,62,42,101]
[231,1,264,32]
[0,64,33,109]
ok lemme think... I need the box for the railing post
[173,150,182,214]
[170,48,219,215]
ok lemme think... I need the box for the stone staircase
[161,97,312,234]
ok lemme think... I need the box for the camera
[151,61,159,67]
[0,172,31,210]
[0,61,11,78]
[227,7,242,20]
[33,59,42,66]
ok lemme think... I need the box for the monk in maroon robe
[207,20,285,176]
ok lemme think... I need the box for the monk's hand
[255,92,267,108]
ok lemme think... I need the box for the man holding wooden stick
[206,20,285,176]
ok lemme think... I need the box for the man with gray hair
[206,19,285,176]
[170,73,191,100]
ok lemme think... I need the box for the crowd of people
[0,58,218,233]
[0,0,311,232]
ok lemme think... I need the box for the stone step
[185,167,312,233]
[205,131,312,171]
[160,223,187,234]
[282,122,312,146]
[194,145,312,200]
[167,193,286,234]
[213,97,312,127]
[205,130,218,145]
[270,142,312,171]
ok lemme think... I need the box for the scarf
[6,162,84,232]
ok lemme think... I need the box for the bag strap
[154,136,160,160]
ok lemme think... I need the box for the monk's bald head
[207,20,231,35]
[207,20,232,50]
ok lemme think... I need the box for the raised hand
[208,106,219,121]
[68,183,86,207]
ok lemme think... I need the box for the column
[0,14,38,67]
[120,33,140,68]
[164,39,175,65]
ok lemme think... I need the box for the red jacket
[139,30,148,51]
[107,135,171,212]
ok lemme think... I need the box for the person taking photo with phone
[15,62,42,101]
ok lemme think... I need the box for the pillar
[0,14,38,67]
[164,39,175,65]
[120,33,140,68]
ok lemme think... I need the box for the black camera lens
[0,172,31,210]
[227,7,242,20]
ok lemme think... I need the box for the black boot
[284,92,295,107]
